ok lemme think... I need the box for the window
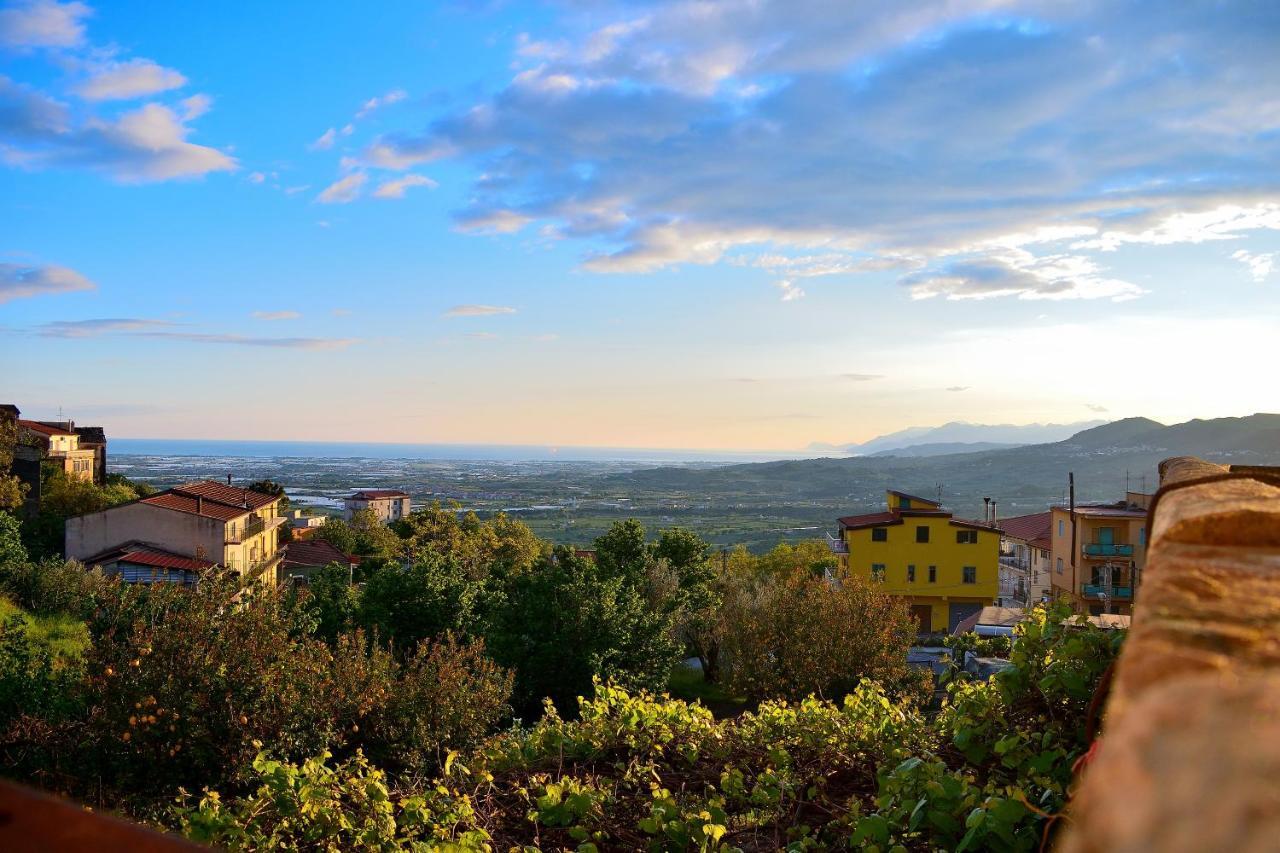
[916,526,929,543]
[1056,557,1064,574]
[871,527,887,542]
[956,529,977,544]
[900,497,911,509]
[928,565,937,583]
[1139,526,1146,546]
[963,566,976,584]
[1058,519,1065,537]
[871,563,886,581]
[907,564,916,582]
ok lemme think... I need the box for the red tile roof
[837,510,900,530]
[998,511,1053,543]
[84,544,215,573]
[282,539,360,569]
[349,489,409,500]
[140,480,280,521]
[18,419,74,437]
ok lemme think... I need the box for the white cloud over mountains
[363,0,1280,300]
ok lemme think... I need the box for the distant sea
[109,438,845,464]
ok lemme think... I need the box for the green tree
[20,468,145,559]
[301,562,359,643]
[487,547,681,717]
[246,479,288,510]
[357,552,483,654]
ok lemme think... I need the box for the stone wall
[1060,457,1280,852]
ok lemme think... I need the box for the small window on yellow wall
[916,526,929,543]
[871,527,887,542]
[963,566,976,584]
[928,565,937,582]
[871,563,885,580]
[907,564,916,582]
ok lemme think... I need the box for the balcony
[1082,542,1134,558]
[1081,583,1133,600]
[225,515,284,543]
[825,533,849,555]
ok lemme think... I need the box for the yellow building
[1048,494,1149,616]
[66,480,286,588]
[828,490,1001,633]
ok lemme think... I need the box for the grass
[667,661,751,718]
[0,596,90,660]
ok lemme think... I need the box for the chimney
[227,474,232,486]
[197,495,203,515]
[983,497,991,524]
[991,501,998,525]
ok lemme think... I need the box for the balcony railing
[1081,582,1133,599]
[1083,542,1134,557]
[225,515,283,543]
[825,533,849,555]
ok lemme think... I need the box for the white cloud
[455,208,532,234]
[247,171,265,183]
[1231,249,1276,283]
[359,1,1280,300]
[252,310,300,320]
[354,88,407,119]
[76,58,186,101]
[444,304,516,317]
[0,0,89,50]
[0,261,94,302]
[372,173,438,199]
[904,251,1146,302]
[310,127,337,151]
[0,78,235,181]
[841,373,884,382]
[774,278,804,301]
[316,171,366,204]
[38,317,173,337]
[180,93,211,120]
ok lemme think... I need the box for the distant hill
[870,441,1021,458]
[842,419,1106,455]
[1064,417,1166,449]
[609,413,1280,521]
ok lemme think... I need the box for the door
[910,605,932,634]
[948,602,983,633]
[1097,527,1114,545]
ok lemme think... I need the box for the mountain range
[812,419,1107,456]
[611,413,1280,521]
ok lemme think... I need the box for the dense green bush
[171,603,1119,850]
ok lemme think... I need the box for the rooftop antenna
[936,482,943,505]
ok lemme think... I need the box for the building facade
[343,489,410,523]
[1048,494,1149,615]
[997,511,1054,606]
[829,490,1001,633]
[17,420,100,483]
[66,480,285,587]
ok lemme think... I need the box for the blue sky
[2,0,1278,449]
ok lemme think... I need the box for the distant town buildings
[1049,491,1149,616]
[828,489,1001,633]
[997,511,1053,606]
[343,489,410,523]
[284,507,327,539]
[66,480,285,588]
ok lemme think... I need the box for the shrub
[719,572,923,702]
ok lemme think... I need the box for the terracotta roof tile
[998,511,1053,543]
[282,539,359,569]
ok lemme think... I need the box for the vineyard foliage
[175,604,1121,851]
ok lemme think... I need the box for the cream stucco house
[66,480,286,587]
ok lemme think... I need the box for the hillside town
[5,401,1143,639]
